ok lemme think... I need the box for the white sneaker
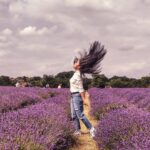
[90,127,96,138]
[73,130,81,136]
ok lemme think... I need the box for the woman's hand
[82,98,88,106]
[80,92,85,102]
[80,92,88,106]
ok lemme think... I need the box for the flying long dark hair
[76,41,107,75]
[73,41,107,90]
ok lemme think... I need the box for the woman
[69,41,107,138]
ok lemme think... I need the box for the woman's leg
[70,96,81,131]
[74,117,81,131]
[72,95,92,130]
[72,94,96,138]
[76,107,92,130]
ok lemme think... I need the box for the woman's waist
[71,91,80,94]
[70,91,81,97]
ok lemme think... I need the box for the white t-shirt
[69,70,85,93]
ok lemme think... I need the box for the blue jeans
[70,93,92,131]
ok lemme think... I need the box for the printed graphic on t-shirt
[72,79,82,88]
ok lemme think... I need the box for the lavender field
[0,87,76,150]
[89,88,150,150]
[1,87,150,150]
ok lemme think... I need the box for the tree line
[0,71,150,88]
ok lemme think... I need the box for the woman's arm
[80,92,86,102]
[80,91,89,105]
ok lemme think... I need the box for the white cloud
[2,28,13,35]
[8,0,62,20]
[19,26,50,36]
[9,1,25,14]
[64,0,138,11]
[37,27,49,35]
[0,0,150,78]
[0,50,7,57]
[118,62,147,72]
[0,35,6,42]
[19,26,37,35]
[103,61,149,78]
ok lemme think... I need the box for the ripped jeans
[70,93,92,131]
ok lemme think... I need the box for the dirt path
[70,92,99,150]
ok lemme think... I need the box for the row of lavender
[0,87,57,114]
[89,88,150,150]
[0,87,75,150]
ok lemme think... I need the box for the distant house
[58,84,62,88]
[15,80,29,87]
[46,83,50,88]
[15,82,21,87]
[105,85,112,88]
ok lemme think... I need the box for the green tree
[91,74,109,88]
[55,71,74,88]
[29,76,43,87]
[0,76,12,86]
[140,76,150,87]
[42,74,56,87]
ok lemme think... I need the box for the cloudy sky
[0,0,150,78]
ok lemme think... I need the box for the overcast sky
[0,0,150,78]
